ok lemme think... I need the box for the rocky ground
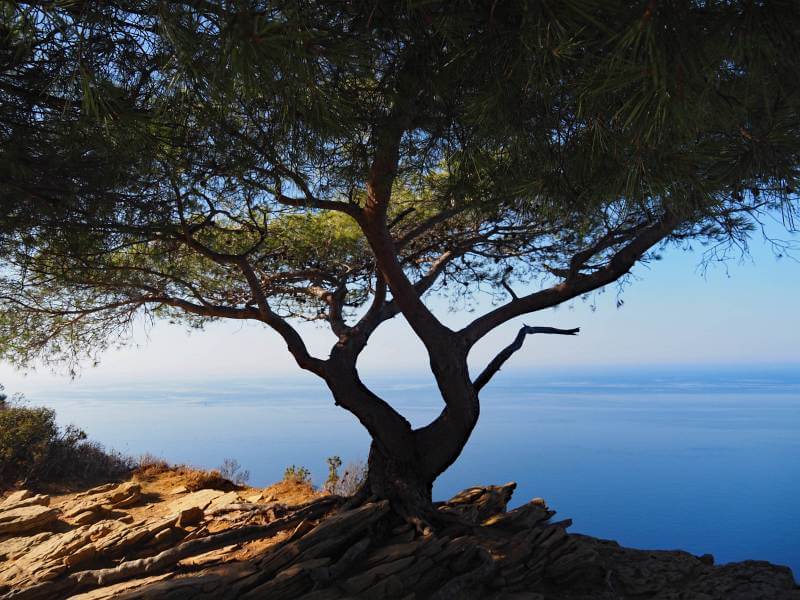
[0,469,796,600]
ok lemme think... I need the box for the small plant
[218,458,250,486]
[283,464,312,485]
[323,455,342,493]
[320,455,367,496]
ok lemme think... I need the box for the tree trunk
[363,440,433,519]
[325,346,478,525]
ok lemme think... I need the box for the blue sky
[1,225,798,393]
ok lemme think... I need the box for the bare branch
[473,326,580,392]
[501,267,518,300]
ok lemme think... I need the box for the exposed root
[5,482,792,600]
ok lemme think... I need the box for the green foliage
[0,391,133,489]
[324,455,342,493]
[0,400,58,486]
[0,2,797,372]
[322,455,366,496]
[283,464,312,485]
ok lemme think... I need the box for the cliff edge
[0,469,796,600]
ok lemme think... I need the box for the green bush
[323,455,342,493]
[0,402,58,485]
[322,455,367,496]
[0,387,134,489]
[283,464,312,485]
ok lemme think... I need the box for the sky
[1,223,798,394]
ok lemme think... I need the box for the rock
[0,491,51,511]
[0,510,180,592]
[67,573,173,599]
[104,482,142,507]
[686,560,800,600]
[0,521,117,588]
[177,506,205,527]
[109,493,141,509]
[207,491,243,512]
[75,483,118,498]
[170,485,188,495]
[62,482,142,519]
[1,490,33,508]
[0,504,60,534]
[152,528,173,545]
[0,531,53,560]
[90,514,178,557]
[342,555,416,594]
[362,540,420,569]
[3,481,798,600]
[484,500,553,530]
[168,489,226,514]
[71,511,100,526]
[699,553,715,565]
[243,557,332,599]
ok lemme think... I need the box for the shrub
[134,453,172,480]
[0,401,58,486]
[323,456,342,493]
[321,456,367,496]
[182,468,238,492]
[0,389,134,489]
[218,458,250,486]
[133,456,241,491]
[336,460,367,496]
[283,464,312,485]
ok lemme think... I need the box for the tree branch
[473,326,580,392]
[461,213,682,347]
[171,195,327,374]
[394,206,468,250]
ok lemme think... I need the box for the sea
[14,365,800,577]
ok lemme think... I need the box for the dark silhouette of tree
[1,1,798,524]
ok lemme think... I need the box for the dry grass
[133,455,239,492]
[182,468,238,492]
[263,479,318,505]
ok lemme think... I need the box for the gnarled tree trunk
[324,341,481,524]
[363,440,433,515]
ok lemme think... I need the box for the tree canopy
[1,1,798,514]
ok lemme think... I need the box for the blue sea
[17,365,800,577]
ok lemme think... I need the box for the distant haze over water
[10,365,800,577]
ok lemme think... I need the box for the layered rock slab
[1,479,797,600]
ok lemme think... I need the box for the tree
[1,1,798,524]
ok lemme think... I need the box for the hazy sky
[1,224,798,393]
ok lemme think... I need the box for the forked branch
[473,326,580,392]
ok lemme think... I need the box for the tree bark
[363,440,433,519]
[321,336,486,526]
